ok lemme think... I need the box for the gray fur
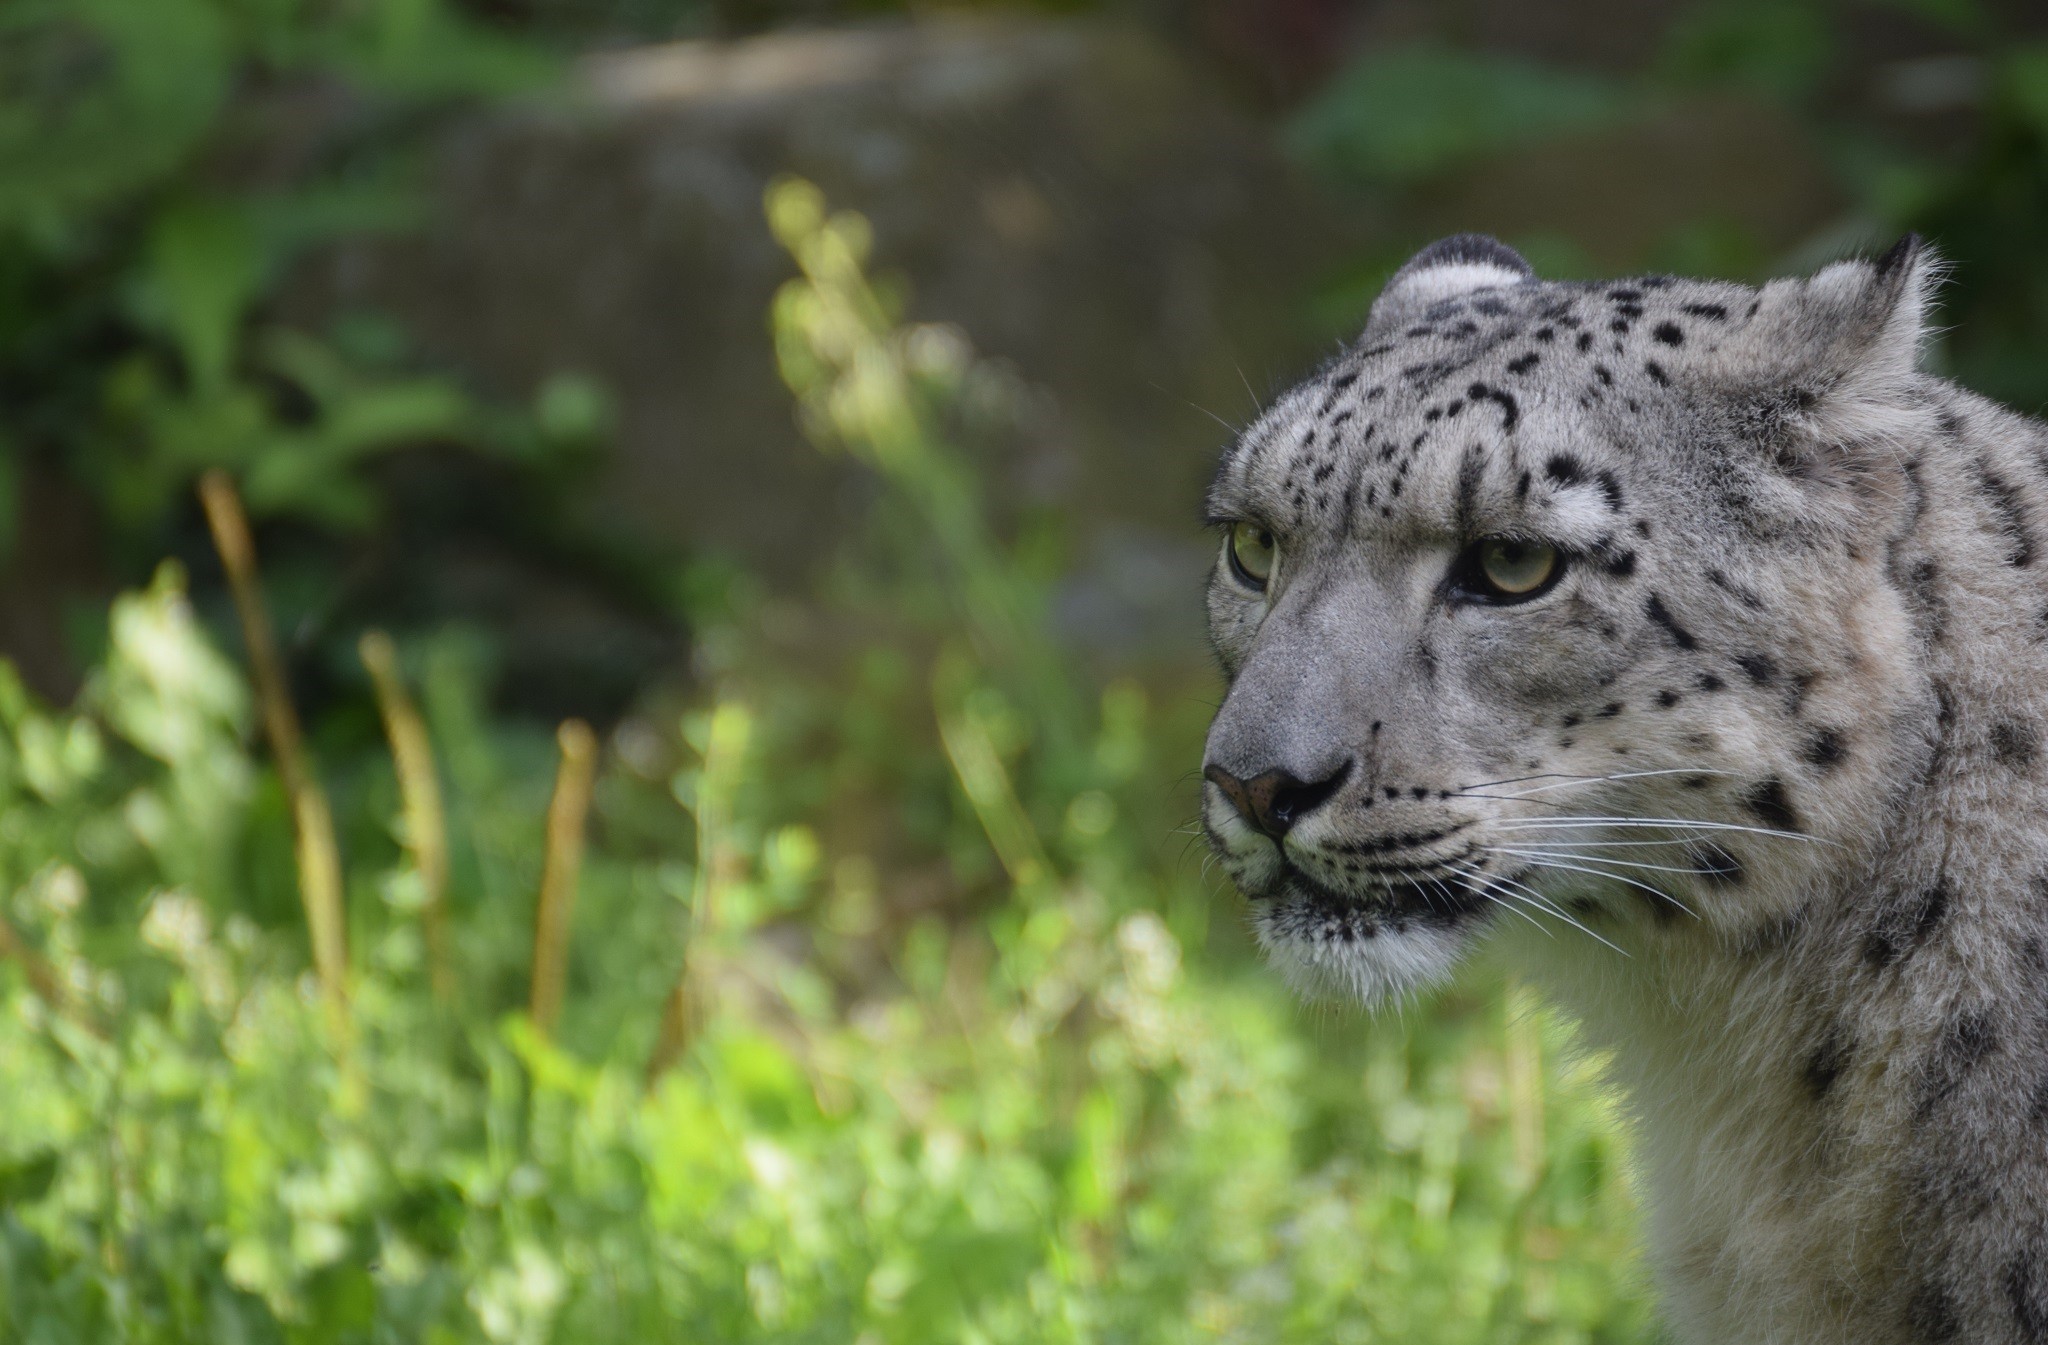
[1199,235,2048,1343]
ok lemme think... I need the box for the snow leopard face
[1201,234,1946,1004]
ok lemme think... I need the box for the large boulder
[293,19,1368,662]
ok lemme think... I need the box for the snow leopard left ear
[1366,234,1534,333]
[1707,235,1943,439]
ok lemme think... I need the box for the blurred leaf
[0,1149,59,1208]
[0,0,232,230]
[1285,44,1630,188]
[138,199,265,391]
[1657,0,1836,101]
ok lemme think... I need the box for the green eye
[1471,538,1561,600]
[1228,523,1278,588]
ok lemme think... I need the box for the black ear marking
[1401,234,1534,279]
[1873,232,1923,277]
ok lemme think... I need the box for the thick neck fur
[1513,386,2048,1344]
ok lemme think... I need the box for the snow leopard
[1199,233,2048,1343]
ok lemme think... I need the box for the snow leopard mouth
[1247,862,1497,1005]
[1262,862,1491,935]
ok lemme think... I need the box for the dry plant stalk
[646,701,750,1086]
[530,719,598,1037]
[359,631,454,1003]
[197,470,349,1035]
[0,910,98,1037]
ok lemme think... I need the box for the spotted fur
[1200,234,2048,1343]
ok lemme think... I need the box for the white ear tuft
[1367,234,1534,332]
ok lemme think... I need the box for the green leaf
[139,199,266,392]
[0,1149,59,1209]
[0,0,232,229]
[1658,0,1836,102]
[1286,44,1630,188]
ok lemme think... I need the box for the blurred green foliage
[0,0,571,569]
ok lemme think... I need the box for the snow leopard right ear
[1366,235,1535,333]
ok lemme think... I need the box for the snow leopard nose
[1205,760,1352,841]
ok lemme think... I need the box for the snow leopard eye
[1227,522,1278,589]
[1454,538,1563,604]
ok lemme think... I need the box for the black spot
[1592,364,1614,386]
[1907,1283,1961,1341]
[1607,287,1642,302]
[1803,1026,1847,1097]
[1561,712,1581,728]
[1652,321,1684,346]
[1735,653,1777,685]
[1696,673,1725,692]
[1803,729,1846,769]
[1576,331,1593,351]
[1596,470,1626,511]
[1508,352,1541,374]
[1992,719,2041,768]
[1681,302,1727,320]
[1533,327,1555,343]
[1405,325,1436,338]
[1602,549,1637,578]
[1693,843,1743,885]
[1864,881,1951,970]
[1597,702,1625,718]
[1635,519,1652,538]
[1544,455,1586,487]
[1707,568,1766,610]
[1425,406,1443,422]
[1515,470,1531,498]
[1644,593,1698,650]
[1920,1010,1997,1112]
[1655,689,1681,708]
[1643,360,1670,385]
[1974,459,2037,567]
[2006,1255,2048,1340]
[1741,777,1798,831]
[1410,786,1428,800]
[1609,318,1631,334]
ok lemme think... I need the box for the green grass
[0,183,1659,1344]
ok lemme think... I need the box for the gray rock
[292,18,1367,662]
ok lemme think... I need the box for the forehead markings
[1226,271,1758,537]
